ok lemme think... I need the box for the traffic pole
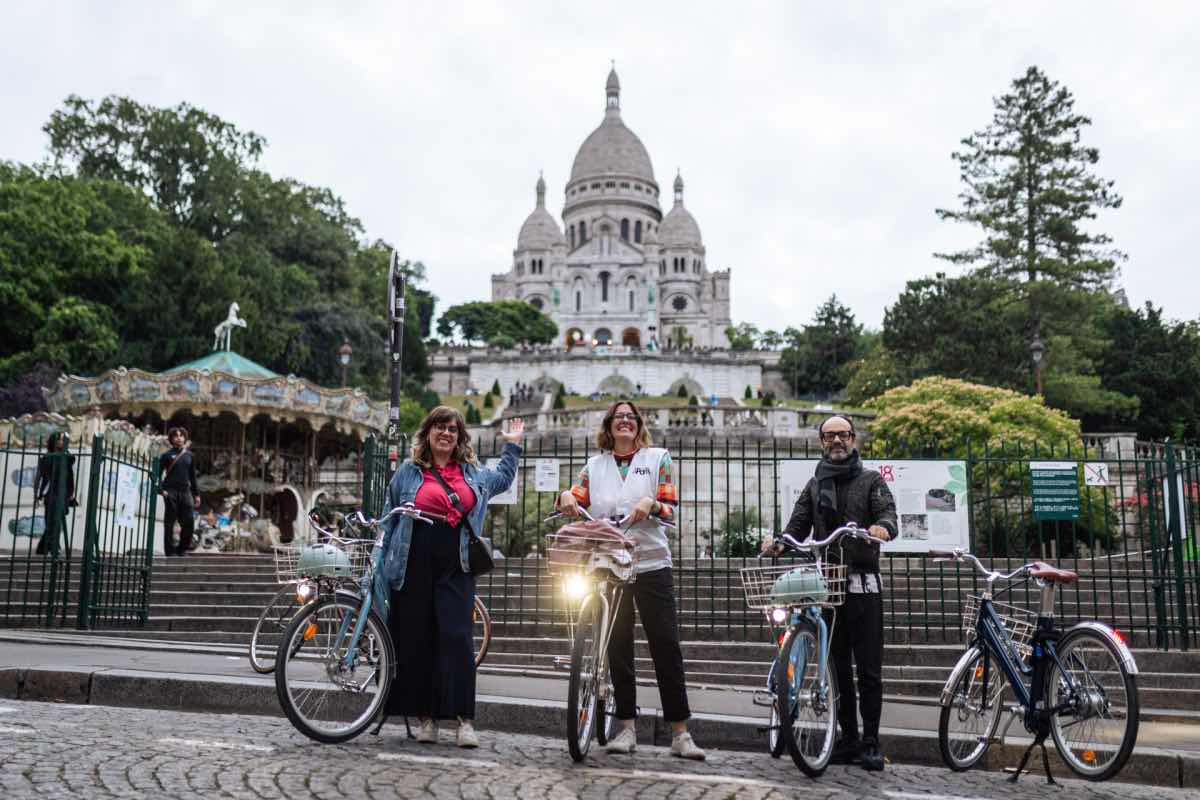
[387,249,407,478]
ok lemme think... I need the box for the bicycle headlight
[770,607,788,625]
[296,581,317,604]
[563,574,589,599]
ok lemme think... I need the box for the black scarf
[814,450,863,532]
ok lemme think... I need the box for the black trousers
[827,591,884,741]
[386,519,476,720]
[607,566,691,723]
[162,489,194,556]
[35,498,64,555]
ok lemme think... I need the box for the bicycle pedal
[552,656,571,671]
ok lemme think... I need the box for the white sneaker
[605,725,637,754]
[456,719,479,748]
[670,732,706,761]
[415,718,438,743]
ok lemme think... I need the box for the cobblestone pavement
[0,700,1190,800]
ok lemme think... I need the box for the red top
[414,462,477,527]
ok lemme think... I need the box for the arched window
[629,290,635,311]
[530,297,544,310]
[516,261,524,276]
[579,221,587,243]
[660,259,666,276]
[620,219,629,241]
[575,291,581,312]
[634,220,642,243]
[570,227,575,249]
[599,271,610,302]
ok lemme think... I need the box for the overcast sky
[3,2,1197,331]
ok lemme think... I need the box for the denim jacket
[371,442,521,622]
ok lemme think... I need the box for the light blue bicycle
[274,504,437,743]
[740,523,878,777]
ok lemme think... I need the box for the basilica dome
[658,171,702,247]
[569,68,656,184]
[517,174,564,250]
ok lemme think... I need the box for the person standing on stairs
[159,426,199,556]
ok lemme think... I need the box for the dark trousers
[162,489,194,556]
[35,498,64,555]
[387,520,476,720]
[828,591,884,741]
[607,566,691,722]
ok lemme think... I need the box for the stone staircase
[3,552,1199,718]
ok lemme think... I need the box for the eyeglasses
[820,431,854,443]
[612,413,640,422]
[432,424,459,434]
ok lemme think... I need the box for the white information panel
[115,463,140,529]
[534,459,561,493]
[778,460,970,553]
[485,458,519,505]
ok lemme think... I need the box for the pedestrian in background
[35,432,75,556]
[159,426,199,556]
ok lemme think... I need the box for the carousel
[39,304,387,551]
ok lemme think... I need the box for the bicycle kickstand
[1008,731,1056,785]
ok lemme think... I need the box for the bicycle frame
[769,605,832,705]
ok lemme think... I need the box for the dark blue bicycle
[933,548,1139,783]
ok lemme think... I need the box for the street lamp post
[338,339,353,387]
[1031,333,1044,396]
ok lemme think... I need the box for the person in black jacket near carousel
[765,414,898,772]
[34,432,76,556]
[159,426,200,556]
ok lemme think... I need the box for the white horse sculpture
[213,302,248,351]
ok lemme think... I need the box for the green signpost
[1030,461,1081,521]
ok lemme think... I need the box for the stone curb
[1,666,1196,789]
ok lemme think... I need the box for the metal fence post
[139,452,162,625]
[76,434,105,630]
[1166,443,1191,650]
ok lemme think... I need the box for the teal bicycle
[740,523,877,778]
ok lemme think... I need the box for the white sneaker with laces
[605,726,637,754]
[670,732,706,761]
[416,718,438,743]
[456,719,479,748]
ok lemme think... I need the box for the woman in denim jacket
[373,406,523,747]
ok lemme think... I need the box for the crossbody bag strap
[161,446,190,482]
[428,466,478,537]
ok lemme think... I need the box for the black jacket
[36,453,75,502]
[160,448,199,495]
[782,463,898,573]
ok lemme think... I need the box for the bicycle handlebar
[544,506,678,530]
[770,524,879,557]
[307,504,448,544]
[929,547,1034,584]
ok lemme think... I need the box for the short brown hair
[411,406,478,467]
[166,426,189,441]
[596,399,653,451]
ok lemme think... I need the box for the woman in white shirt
[557,400,706,760]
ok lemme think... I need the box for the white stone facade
[491,68,732,352]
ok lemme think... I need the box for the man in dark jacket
[160,426,199,556]
[773,414,898,771]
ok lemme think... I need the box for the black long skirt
[386,519,476,720]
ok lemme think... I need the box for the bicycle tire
[937,646,1006,771]
[1047,627,1139,781]
[473,595,492,668]
[595,682,616,746]
[249,585,297,674]
[776,621,836,778]
[567,594,603,762]
[274,595,393,744]
[767,696,786,758]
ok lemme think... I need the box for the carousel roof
[165,350,278,379]
[44,350,386,437]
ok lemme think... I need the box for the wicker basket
[739,562,847,609]
[962,594,1037,659]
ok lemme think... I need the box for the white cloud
[2,1,1197,331]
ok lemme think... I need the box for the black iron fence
[1,433,160,628]
[363,433,1199,650]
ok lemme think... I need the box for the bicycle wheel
[274,595,392,744]
[1047,627,1139,781]
[938,647,1006,770]
[473,595,492,668]
[767,695,786,758]
[566,594,603,762]
[776,621,837,777]
[249,585,297,674]
[595,680,617,746]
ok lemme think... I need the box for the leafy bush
[483,393,494,408]
[677,384,688,398]
[553,392,565,410]
[688,395,698,407]
[490,379,501,396]
[744,385,753,400]
[718,506,764,557]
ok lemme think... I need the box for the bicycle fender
[939,646,982,707]
[1064,621,1138,675]
[335,587,365,607]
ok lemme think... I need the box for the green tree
[759,329,783,350]
[936,66,1124,385]
[1094,302,1200,440]
[779,295,863,397]
[436,300,557,346]
[490,379,501,396]
[723,322,759,351]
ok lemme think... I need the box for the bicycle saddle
[1029,562,1079,584]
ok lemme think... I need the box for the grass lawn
[441,393,497,414]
